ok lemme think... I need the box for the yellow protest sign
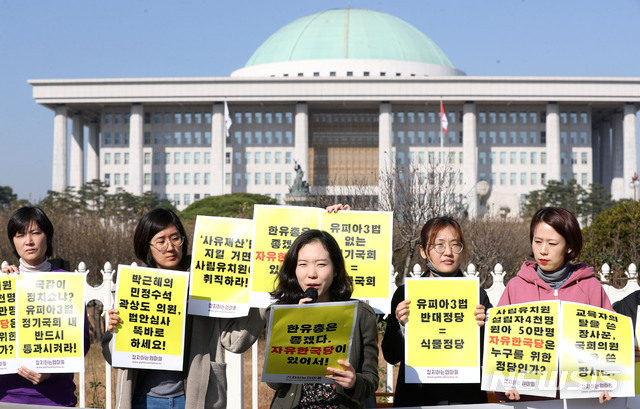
[16,273,86,373]
[636,305,640,395]
[0,275,16,374]
[320,211,393,314]
[189,216,253,317]
[250,205,321,307]
[482,301,559,398]
[113,265,188,370]
[262,301,357,383]
[559,302,634,399]
[405,277,479,383]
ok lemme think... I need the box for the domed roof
[246,8,453,67]
[232,8,464,77]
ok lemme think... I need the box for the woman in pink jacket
[496,207,613,403]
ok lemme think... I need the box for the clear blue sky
[1,0,639,202]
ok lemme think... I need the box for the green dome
[244,8,455,68]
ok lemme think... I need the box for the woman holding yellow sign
[1,206,91,406]
[381,216,491,406]
[268,229,379,409]
[496,207,613,403]
[103,208,265,409]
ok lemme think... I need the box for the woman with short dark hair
[497,206,613,403]
[1,206,90,406]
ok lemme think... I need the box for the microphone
[302,287,318,303]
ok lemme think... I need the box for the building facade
[30,8,640,216]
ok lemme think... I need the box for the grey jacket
[268,301,379,409]
[185,308,266,409]
[103,308,266,409]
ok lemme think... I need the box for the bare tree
[379,159,464,279]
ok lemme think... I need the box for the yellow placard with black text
[481,301,559,398]
[0,275,16,374]
[405,277,479,383]
[113,265,188,370]
[189,216,253,317]
[249,205,322,307]
[320,211,393,314]
[16,273,85,373]
[559,302,634,399]
[262,301,357,384]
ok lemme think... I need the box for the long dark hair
[133,208,189,269]
[7,206,54,259]
[271,230,352,304]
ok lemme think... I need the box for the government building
[30,8,640,217]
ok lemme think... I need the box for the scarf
[536,263,570,289]
[425,261,462,278]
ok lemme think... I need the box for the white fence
[3,260,640,408]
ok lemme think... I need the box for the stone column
[129,104,144,196]
[70,114,84,190]
[599,121,611,190]
[591,126,600,185]
[378,102,393,205]
[87,121,100,182]
[463,102,477,218]
[623,103,638,199]
[211,103,225,196]
[52,105,68,192]
[294,102,309,180]
[545,103,561,182]
[611,112,624,199]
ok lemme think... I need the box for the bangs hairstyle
[530,206,582,262]
[419,216,467,262]
[133,208,189,269]
[271,230,352,304]
[7,206,54,259]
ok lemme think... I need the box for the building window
[144,173,150,185]
[265,173,271,185]
[184,173,190,185]
[174,152,181,165]
[581,152,588,164]
[520,173,526,185]
[204,152,211,164]
[174,194,180,206]
[104,173,110,186]
[234,152,241,165]
[571,152,577,165]
[530,152,537,164]
[114,173,121,186]
[499,152,506,164]
[104,153,111,165]
[124,153,130,165]
[154,173,160,186]
[541,152,547,164]
[164,173,170,185]
[581,173,588,185]
[194,152,201,165]
[144,153,151,165]
[479,152,486,165]
[561,152,567,165]
[114,153,121,165]
[255,173,261,185]
[194,173,200,185]
[510,173,516,185]
[204,173,211,185]
[531,173,537,185]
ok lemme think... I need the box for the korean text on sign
[189,216,253,317]
[321,211,393,314]
[405,277,479,383]
[559,302,634,399]
[17,273,86,373]
[113,265,188,371]
[262,301,358,384]
[481,300,559,398]
[250,205,322,307]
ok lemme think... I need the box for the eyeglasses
[150,235,185,253]
[432,242,463,254]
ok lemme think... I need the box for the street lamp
[630,172,640,200]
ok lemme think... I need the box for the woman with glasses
[381,216,492,406]
[103,208,265,409]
